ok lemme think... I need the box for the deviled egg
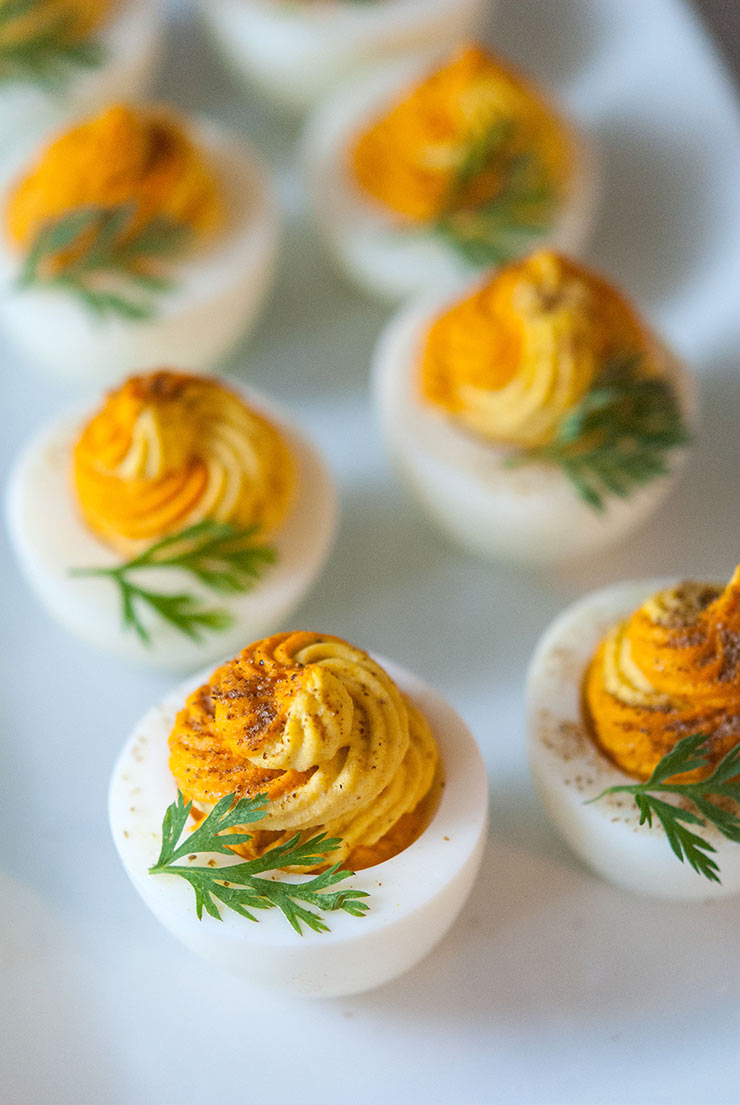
[6,370,337,670]
[198,0,488,113]
[0,0,163,160]
[0,103,279,385]
[372,250,695,563]
[109,631,488,996]
[527,567,740,900]
[304,43,597,299]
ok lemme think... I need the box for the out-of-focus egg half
[109,632,488,997]
[303,43,597,300]
[6,371,337,670]
[372,250,696,564]
[0,103,280,386]
[199,0,489,113]
[527,569,740,900]
[0,0,163,161]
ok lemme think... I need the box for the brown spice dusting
[167,630,439,872]
[585,568,740,779]
[718,627,740,683]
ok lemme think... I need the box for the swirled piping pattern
[585,567,740,779]
[420,251,660,448]
[168,632,441,869]
[6,104,223,257]
[350,43,572,223]
[73,370,295,554]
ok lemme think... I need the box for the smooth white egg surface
[6,387,337,671]
[303,55,598,300]
[199,0,488,112]
[109,654,488,997]
[0,118,280,387]
[526,579,740,900]
[0,0,164,163]
[372,293,696,564]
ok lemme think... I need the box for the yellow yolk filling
[0,0,110,50]
[585,567,740,780]
[350,43,572,224]
[420,251,657,449]
[6,104,223,262]
[168,631,441,870]
[73,370,295,556]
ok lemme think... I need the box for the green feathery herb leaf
[431,120,556,267]
[510,353,690,511]
[0,0,104,90]
[149,790,370,934]
[17,205,191,320]
[586,732,740,883]
[70,520,276,644]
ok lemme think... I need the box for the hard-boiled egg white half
[0,116,280,388]
[109,653,488,997]
[6,384,337,671]
[302,53,598,301]
[526,579,740,900]
[0,0,164,164]
[371,291,696,564]
[199,0,489,113]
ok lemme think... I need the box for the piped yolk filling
[0,0,110,50]
[168,631,441,870]
[73,370,295,555]
[585,567,740,781]
[419,250,657,449]
[6,104,223,271]
[350,43,572,224]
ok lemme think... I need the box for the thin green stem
[70,521,276,643]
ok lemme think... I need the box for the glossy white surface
[2,0,740,1101]
[199,0,488,111]
[303,53,598,299]
[0,119,280,385]
[372,292,695,562]
[6,387,337,669]
[0,0,164,160]
[527,578,740,899]
[109,656,488,996]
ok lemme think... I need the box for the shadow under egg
[291,475,452,640]
[226,218,390,399]
[489,0,606,91]
[554,348,740,595]
[152,0,294,158]
[341,830,740,1042]
[586,114,726,312]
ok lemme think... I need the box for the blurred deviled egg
[109,631,488,996]
[372,250,694,563]
[0,0,163,159]
[304,43,597,299]
[6,369,337,670]
[527,567,740,899]
[0,102,279,385]
[198,0,488,113]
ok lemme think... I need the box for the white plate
[1,0,740,1102]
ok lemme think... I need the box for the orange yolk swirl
[168,632,441,870]
[73,370,295,555]
[6,104,223,264]
[350,43,573,223]
[0,0,110,51]
[585,567,740,780]
[419,251,658,448]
